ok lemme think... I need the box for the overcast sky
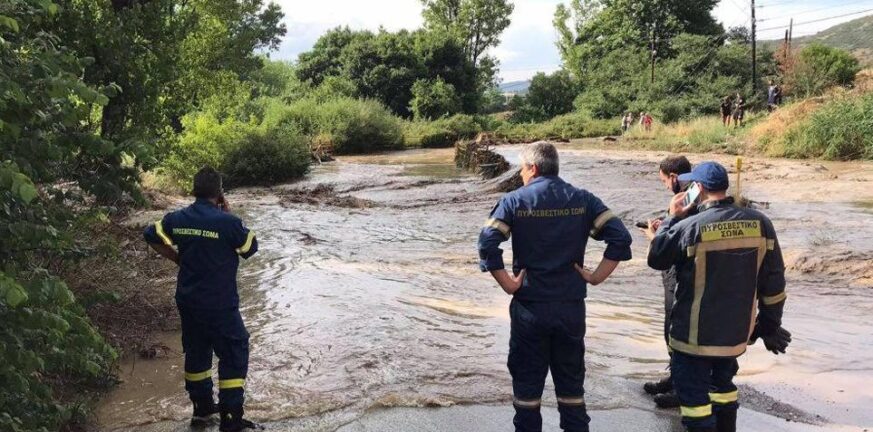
[270,0,873,82]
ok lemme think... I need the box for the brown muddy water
[98,146,873,431]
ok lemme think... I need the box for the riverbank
[96,145,873,431]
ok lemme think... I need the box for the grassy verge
[620,115,760,155]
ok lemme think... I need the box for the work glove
[750,325,792,355]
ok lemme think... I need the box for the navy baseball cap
[678,161,729,191]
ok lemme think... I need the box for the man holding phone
[647,162,790,432]
[143,167,261,431]
[640,156,692,409]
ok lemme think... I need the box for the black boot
[643,376,673,395]
[686,427,716,432]
[190,397,218,428]
[653,391,680,409]
[219,405,264,432]
[716,409,737,432]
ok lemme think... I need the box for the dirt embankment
[64,191,187,359]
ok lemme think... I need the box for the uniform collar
[194,197,219,208]
[528,175,562,186]
[697,196,735,213]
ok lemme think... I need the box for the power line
[758,0,873,22]
[758,8,873,32]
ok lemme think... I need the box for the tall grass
[780,93,873,160]
[621,116,750,153]
[492,113,621,143]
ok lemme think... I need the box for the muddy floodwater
[98,145,873,431]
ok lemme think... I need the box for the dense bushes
[266,97,405,154]
[781,93,873,160]
[404,114,482,148]
[785,44,861,98]
[163,113,311,187]
[493,113,620,142]
[411,77,462,120]
[222,126,311,187]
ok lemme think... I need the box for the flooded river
[98,145,873,431]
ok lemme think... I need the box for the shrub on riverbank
[163,112,311,187]
[492,113,620,142]
[403,114,482,148]
[780,93,873,160]
[265,97,404,154]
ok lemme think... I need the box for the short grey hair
[519,141,559,176]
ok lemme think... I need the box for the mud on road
[97,145,873,431]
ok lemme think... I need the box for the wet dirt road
[98,144,873,431]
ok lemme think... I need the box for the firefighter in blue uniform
[648,162,791,432]
[143,167,262,432]
[478,142,633,432]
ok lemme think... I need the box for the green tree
[420,0,514,67]
[411,78,462,119]
[554,0,721,74]
[1,2,117,430]
[54,0,285,200]
[516,70,579,122]
[786,44,860,98]
[295,28,479,117]
[479,86,507,113]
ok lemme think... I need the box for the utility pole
[751,0,757,96]
[650,22,657,84]
[783,29,789,63]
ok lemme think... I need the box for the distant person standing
[720,97,733,127]
[639,111,646,130]
[643,113,654,132]
[621,112,633,134]
[732,94,745,128]
[767,81,782,112]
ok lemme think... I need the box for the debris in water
[299,233,319,245]
[280,184,375,208]
[454,133,510,179]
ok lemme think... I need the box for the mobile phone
[683,182,701,207]
[635,221,649,229]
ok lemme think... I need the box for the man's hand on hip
[574,258,619,286]
[491,269,526,295]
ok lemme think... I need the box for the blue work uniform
[648,197,786,429]
[478,175,632,432]
[144,198,258,408]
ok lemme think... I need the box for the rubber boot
[653,391,680,409]
[643,376,673,395]
[190,397,218,428]
[219,405,264,432]
[716,409,737,432]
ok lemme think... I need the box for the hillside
[767,14,873,65]
[498,80,530,95]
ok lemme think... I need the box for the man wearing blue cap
[647,161,791,432]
